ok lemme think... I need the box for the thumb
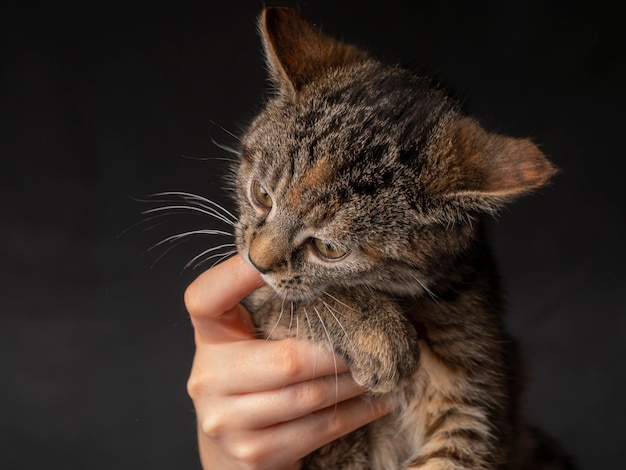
[184,254,264,343]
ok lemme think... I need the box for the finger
[229,372,367,429]
[185,254,263,318]
[184,255,264,341]
[224,396,392,469]
[192,338,349,395]
[278,396,392,462]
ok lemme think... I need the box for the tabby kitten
[231,6,572,469]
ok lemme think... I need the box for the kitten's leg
[312,289,419,395]
[246,287,419,394]
[302,293,418,469]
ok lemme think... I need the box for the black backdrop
[2,1,624,469]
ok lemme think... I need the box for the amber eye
[251,180,272,210]
[312,238,349,261]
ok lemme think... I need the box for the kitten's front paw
[347,321,419,394]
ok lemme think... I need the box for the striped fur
[233,7,573,469]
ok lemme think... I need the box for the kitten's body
[232,7,573,469]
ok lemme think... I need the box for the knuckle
[186,374,202,402]
[183,282,202,317]
[230,441,266,470]
[199,413,226,441]
[186,360,216,402]
[295,380,327,409]
[325,408,349,436]
[273,340,303,378]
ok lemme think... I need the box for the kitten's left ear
[259,7,368,94]
[440,117,557,211]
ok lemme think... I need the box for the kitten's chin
[262,277,322,303]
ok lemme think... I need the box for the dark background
[2,1,624,468]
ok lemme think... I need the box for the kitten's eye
[311,238,349,261]
[251,180,273,210]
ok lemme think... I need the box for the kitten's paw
[347,327,419,394]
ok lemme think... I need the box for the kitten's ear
[441,117,557,211]
[259,7,368,94]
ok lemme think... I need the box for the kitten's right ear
[259,7,368,95]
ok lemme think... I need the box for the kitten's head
[233,7,556,301]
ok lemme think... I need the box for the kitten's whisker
[142,195,232,219]
[141,207,233,228]
[321,291,366,317]
[149,191,238,223]
[294,305,300,340]
[265,296,287,341]
[301,308,319,379]
[410,274,438,301]
[313,306,339,410]
[148,229,233,252]
[146,229,233,268]
[143,204,235,227]
[149,237,192,268]
[287,301,295,337]
[183,243,237,271]
[208,120,241,142]
[117,216,173,238]
[302,307,314,342]
[148,233,228,268]
[207,251,238,269]
[188,249,237,272]
[182,153,239,163]
[211,139,240,157]
[322,301,357,353]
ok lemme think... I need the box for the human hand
[184,254,392,469]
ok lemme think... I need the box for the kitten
[230,6,574,469]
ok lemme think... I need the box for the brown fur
[231,7,574,469]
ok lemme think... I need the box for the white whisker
[148,237,193,268]
[410,274,438,301]
[322,300,356,353]
[302,307,314,341]
[265,296,287,341]
[150,191,238,222]
[189,249,238,271]
[208,120,241,142]
[294,305,300,340]
[183,243,237,271]
[143,203,235,227]
[287,301,295,337]
[302,308,318,378]
[148,229,233,253]
[131,188,238,271]
[206,251,237,269]
[181,154,238,163]
[321,291,366,317]
[145,230,229,267]
[117,216,172,238]
[313,306,339,408]
[211,139,241,157]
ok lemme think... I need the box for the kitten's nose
[248,231,287,274]
[248,254,273,274]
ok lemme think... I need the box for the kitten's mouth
[240,250,316,301]
[262,275,322,303]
